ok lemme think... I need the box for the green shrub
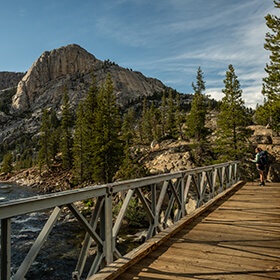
[1,151,13,173]
[113,197,147,228]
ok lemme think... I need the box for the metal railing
[0,161,240,280]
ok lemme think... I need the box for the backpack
[259,150,269,166]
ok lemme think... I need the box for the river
[0,182,85,280]
[0,182,39,203]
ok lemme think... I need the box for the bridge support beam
[104,192,113,266]
[1,218,11,280]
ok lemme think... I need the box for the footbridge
[0,161,279,280]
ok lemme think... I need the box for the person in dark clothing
[250,147,265,186]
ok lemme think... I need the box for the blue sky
[0,0,276,108]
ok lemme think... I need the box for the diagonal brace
[13,206,63,280]
[67,203,103,247]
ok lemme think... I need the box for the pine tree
[166,89,177,137]
[263,0,280,100]
[38,108,52,169]
[82,75,99,179]
[175,92,185,139]
[216,64,252,160]
[116,145,150,181]
[161,91,167,137]
[186,67,209,142]
[50,110,60,129]
[73,102,87,185]
[122,107,136,145]
[139,97,153,144]
[256,1,280,132]
[92,73,123,184]
[61,87,74,170]
[1,151,13,173]
[150,101,161,140]
[49,111,61,161]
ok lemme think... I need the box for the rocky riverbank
[2,125,280,194]
[0,164,74,193]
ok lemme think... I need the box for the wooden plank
[179,225,280,240]
[114,255,280,280]
[89,182,280,280]
[130,254,276,274]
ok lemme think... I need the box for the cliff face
[11,44,167,114]
[11,44,102,113]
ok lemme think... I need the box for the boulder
[150,140,160,150]
[272,137,280,145]
[249,125,274,137]
[251,135,272,144]
[267,163,280,182]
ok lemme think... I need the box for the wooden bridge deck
[93,182,280,280]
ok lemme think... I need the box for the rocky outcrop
[145,125,280,181]
[0,72,25,90]
[11,44,103,113]
[249,125,280,160]
[142,140,196,174]
[249,125,275,144]
[11,44,167,115]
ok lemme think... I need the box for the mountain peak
[11,44,101,113]
[11,44,167,114]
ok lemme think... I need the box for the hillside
[0,44,192,148]
[0,72,25,90]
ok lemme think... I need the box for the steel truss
[0,161,240,280]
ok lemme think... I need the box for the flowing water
[0,182,39,203]
[0,182,85,280]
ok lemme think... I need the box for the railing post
[229,164,233,187]
[196,173,201,208]
[1,218,11,280]
[212,167,217,198]
[180,178,185,217]
[147,184,157,239]
[104,187,113,266]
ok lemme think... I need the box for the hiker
[250,147,265,186]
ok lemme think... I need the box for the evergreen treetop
[216,64,252,160]
[262,0,280,100]
[73,102,87,185]
[256,0,280,132]
[91,73,123,184]
[186,67,209,142]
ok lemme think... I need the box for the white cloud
[208,85,263,109]
[243,86,264,108]
[208,88,223,102]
